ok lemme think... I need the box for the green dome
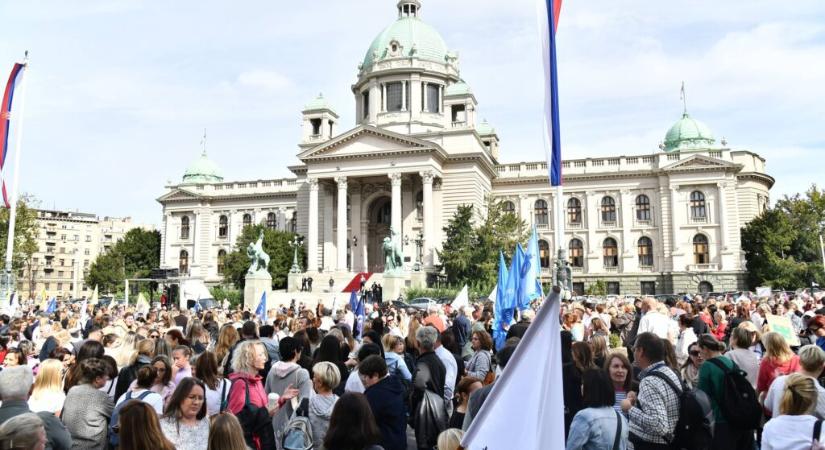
[445,81,472,97]
[303,93,335,113]
[362,17,449,69]
[476,119,495,136]
[663,113,716,152]
[182,152,223,184]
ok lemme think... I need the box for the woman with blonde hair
[309,361,341,449]
[208,413,251,450]
[214,324,239,370]
[762,373,823,449]
[589,335,609,368]
[437,428,464,450]
[28,359,66,415]
[406,317,422,357]
[757,332,800,397]
[117,400,176,450]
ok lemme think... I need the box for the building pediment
[661,154,742,173]
[298,125,447,161]
[156,188,202,203]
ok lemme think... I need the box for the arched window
[698,281,713,294]
[693,234,709,264]
[218,215,228,238]
[567,198,582,224]
[217,249,226,275]
[601,196,617,223]
[636,195,651,221]
[179,250,189,274]
[377,203,391,224]
[266,212,277,229]
[569,239,584,268]
[501,201,516,215]
[690,191,706,219]
[180,216,190,240]
[416,191,424,220]
[242,213,252,228]
[638,237,653,267]
[603,238,618,267]
[534,199,548,227]
[538,240,551,268]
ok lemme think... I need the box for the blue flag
[520,228,543,309]
[46,297,57,314]
[348,290,358,313]
[255,291,267,323]
[494,251,517,350]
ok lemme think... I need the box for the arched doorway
[366,196,392,272]
[698,281,713,295]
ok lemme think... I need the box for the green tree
[85,228,161,295]
[0,195,40,298]
[222,225,305,290]
[586,280,607,296]
[85,251,124,293]
[741,185,825,289]
[437,205,476,286]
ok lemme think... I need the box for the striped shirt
[613,389,627,414]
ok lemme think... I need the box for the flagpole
[1,52,29,310]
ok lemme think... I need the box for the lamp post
[289,236,304,274]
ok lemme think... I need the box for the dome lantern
[662,112,716,152]
[398,0,421,18]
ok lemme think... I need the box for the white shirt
[28,390,66,415]
[115,388,164,415]
[435,345,457,402]
[204,378,231,416]
[638,311,671,340]
[765,374,825,419]
[762,414,822,450]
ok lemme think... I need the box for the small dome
[476,119,495,136]
[663,113,716,152]
[182,152,223,184]
[445,81,472,97]
[303,93,335,113]
[362,14,449,69]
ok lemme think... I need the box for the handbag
[232,378,276,450]
[613,411,622,450]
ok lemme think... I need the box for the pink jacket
[227,371,267,413]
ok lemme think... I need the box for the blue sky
[1,0,823,226]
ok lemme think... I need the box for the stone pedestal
[244,272,272,311]
[382,274,407,302]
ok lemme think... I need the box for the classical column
[420,171,434,267]
[390,173,403,236]
[422,82,429,112]
[619,190,632,256]
[717,182,728,251]
[381,83,387,112]
[307,178,319,272]
[160,213,169,266]
[670,187,680,255]
[401,80,407,111]
[438,85,443,113]
[336,177,348,272]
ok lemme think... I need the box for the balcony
[689,216,708,224]
[603,266,619,273]
[567,221,583,229]
[687,263,719,272]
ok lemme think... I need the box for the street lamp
[289,236,304,273]
[352,235,358,247]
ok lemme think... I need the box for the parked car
[408,297,436,310]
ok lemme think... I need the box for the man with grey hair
[0,413,46,449]
[412,326,447,450]
[0,366,72,450]
[764,344,825,418]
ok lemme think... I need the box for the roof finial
[680,81,688,116]
[200,128,207,156]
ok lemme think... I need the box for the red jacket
[227,371,267,413]
[757,354,800,393]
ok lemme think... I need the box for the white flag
[451,285,469,309]
[487,284,497,304]
[461,289,565,450]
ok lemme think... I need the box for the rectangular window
[86,235,92,242]
[641,281,656,295]
[310,118,322,136]
[386,82,403,112]
[57,282,63,290]
[84,249,90,255]
[607,282,620,295]
[362,91,370,118]
[572,282,585,296]
[58,271,64,277]
[451,104,466,123]
[425,84,440,112]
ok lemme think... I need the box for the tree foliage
[437,198,527,293]
[742,185,825,289]
[85,228,160,294]
[222,225,306,290]
[0,195,40,297]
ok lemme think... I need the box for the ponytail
[779,373,817,416]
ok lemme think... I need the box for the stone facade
[157,0,773,295]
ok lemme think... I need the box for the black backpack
[231,378,276,450]
[705,358,761,430]
[108,390,152,448]
[648,369,714,450]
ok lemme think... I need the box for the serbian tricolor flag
[538,0,563,186]
[0,62,26,208]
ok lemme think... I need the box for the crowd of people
[0,288,824,449]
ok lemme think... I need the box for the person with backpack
[566,368,628,450]
[762,373,825,450]
[622,332,682,450]
[114,365,164,416]
[266,337,312,448]
[696,333,757,449]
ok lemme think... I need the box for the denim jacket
[566,406,628,450]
